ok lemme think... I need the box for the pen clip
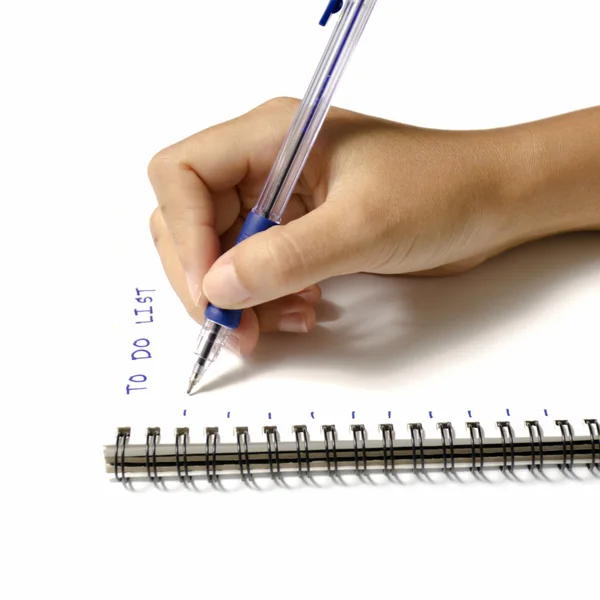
[319,0,343,27]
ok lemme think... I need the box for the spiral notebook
[104,233,600,490]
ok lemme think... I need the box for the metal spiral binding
[322,425,339,478]
[497,421,515,473]
[107,414,600,488]
[585,419,600,471]
[145,427,161,485]
[114,427,130,486]
[205,427,219,486]
[466,422,484,474]
[555,420,575,472]
[293,425,310,478]
[351,424,367,476]
[438,422,455,474]
[526,420,544,472]
[236,427,252,484]
[380,424,395,476]
[409,423,424,474]
[175,427,191,484]
[263,426,282,480]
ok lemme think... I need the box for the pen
[187,0,378,394]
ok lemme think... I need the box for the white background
[1,1,600,598]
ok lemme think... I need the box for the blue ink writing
[134,306,153,324]
[183,409,187,416]
[268,412,272,420]
[227,412,230,418]
[126,373,147,394]
[131,338,152,361]
[310,412,315,419]
[428,411,433,419]
[352,411,355,419]
[544,409,548,416]
[135,289,155,323]
[126,288,156,393]
[468,410,472,418]
[506,408,510,417]
[388,411,391,419]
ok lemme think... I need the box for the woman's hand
[148,98,600,354]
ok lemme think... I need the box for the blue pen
[187,0,378,394]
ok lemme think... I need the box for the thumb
[202,203,362,309]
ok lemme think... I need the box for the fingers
[230,292,318,355]
[217,192,310,255]
[150,208,320,354]
[253,288,319,333]
[147,98,300,305]
[203,199,368,309]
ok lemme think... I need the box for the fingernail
[225,334,240,354]
[298,288,319,303]
[203,260,251,306]
[186,272,202,306]
[278,313,308,333]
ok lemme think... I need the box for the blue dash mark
[268,412,272,420]
[428,411,433,419]
[468,410,472,418]
[183,409,187,416]
[544,409,548,417]
[388,411,391,419]
[310,411,315,419]
[352,411,355,419]
[506,408,510,417]
[227,411,230,418]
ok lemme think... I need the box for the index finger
[146,98,299,303]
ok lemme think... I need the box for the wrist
[489,107,600,247]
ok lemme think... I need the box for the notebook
[103,225,600,491]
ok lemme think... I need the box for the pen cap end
[319,0,344,27]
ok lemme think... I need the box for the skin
[148,97,600,354]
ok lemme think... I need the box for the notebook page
[102,226,600,489]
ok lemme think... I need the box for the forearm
[497,106,600,244]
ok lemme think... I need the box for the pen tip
[187,357,208,396]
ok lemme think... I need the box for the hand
[148,98,600,354]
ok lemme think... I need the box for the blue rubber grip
[204,212,278,330]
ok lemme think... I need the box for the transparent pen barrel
[254,0,378,223]
[193,320,230,365]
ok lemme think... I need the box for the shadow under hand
[204,232,600,390]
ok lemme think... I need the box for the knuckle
[259,96,300,115]
[147,147,177,183]
[149,208,164,246]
